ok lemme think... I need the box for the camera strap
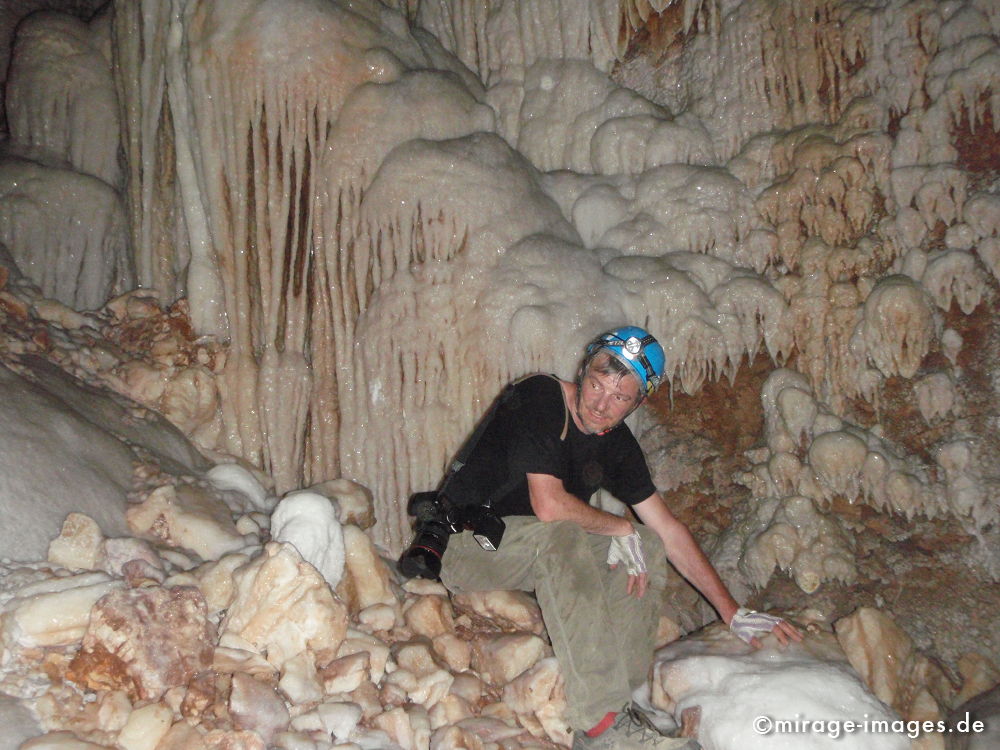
[442,374,568,514]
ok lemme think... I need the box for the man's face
[576,366,641,434]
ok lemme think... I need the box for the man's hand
[730,607,803,647]
[607,529,648,597]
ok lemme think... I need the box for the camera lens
[398,543,443,579]
[398,518,451,580]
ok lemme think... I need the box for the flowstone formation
[3,0,998,558]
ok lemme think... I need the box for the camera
[397,491,505,580]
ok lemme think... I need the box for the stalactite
[0,158,132,311]
[6,10,121,188]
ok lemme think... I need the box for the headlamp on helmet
[585,326,666,397]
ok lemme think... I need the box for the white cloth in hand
[607,530,647,576]
[730,607,785,644]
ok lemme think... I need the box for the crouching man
[400,326,801,749]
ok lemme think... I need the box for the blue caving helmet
[586,325,666,397]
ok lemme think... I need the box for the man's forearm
[661,522,739,623]
[527,473,633,536]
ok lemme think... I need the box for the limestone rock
[428,693,476,730]
[278,650,324,704]
[358,602,397,632]
[116,702,173,750]
[374,704,431,750]
[403,593,455,639]
[451,590,545,635]
[126,484,248,561]
[1,572,121,648]
[212,645,279,681]
[155,722,209,750]
[19,732,114,749]
[337,524,398,615]
[201,729,266,749]
[337,629,391,684]
[315,700,364,742]
[502,657,571,746]
[470,632,549,686]
[386,639,455,707]
[97,537,163,579]
[835,607,957,728]
[431,632,471,673]
[308,477,376,530]
[219,542,349,670]
[449,672,487,707]
[179,671,218,722]
[48,513,104,571]
[191,552,252,616]
[229,672,290,744]
[318,651,370,694]
[67,586,215,701]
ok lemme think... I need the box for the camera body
[397,491,505,580]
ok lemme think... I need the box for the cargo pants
[440,516,668,731]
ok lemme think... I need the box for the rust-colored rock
[67,586,215,701]
[181,671,219,721]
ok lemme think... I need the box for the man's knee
[541,519,590,552]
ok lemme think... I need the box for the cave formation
[0,1,998,749]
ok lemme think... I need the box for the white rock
[207,462,275,513]
[279,650,325,704]
[219,542,348,670]
[431,633,471,673]
[192,552,251,615]
[340,525,397,612]
[126,484,247,561]
[451,590,545,635]
[316,701,364,742]
[271,490,346,588]
[357,602,396,632]
[502,657,571,746]
[471,632,549,686]
[230,672,290,744]
[1,572,121,648]
[402,594,454,639]
[19,732,113,749]
[319,652,370,694]
[116,702,173,750]
[47,513,104,570]
[309,478,375,530]
[337,630,391,684]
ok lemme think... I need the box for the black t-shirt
[444,374,657,517]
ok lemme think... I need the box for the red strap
[586,711,617,737]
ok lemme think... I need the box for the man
[402,326,801,749]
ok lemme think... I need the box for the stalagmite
[270,490,346,589]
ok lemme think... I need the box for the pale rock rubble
[3,462,996,749]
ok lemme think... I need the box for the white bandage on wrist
[730,606,785,644]
[607,530,647,576]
